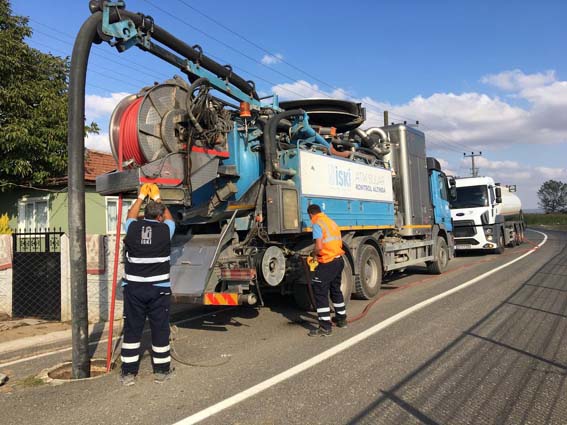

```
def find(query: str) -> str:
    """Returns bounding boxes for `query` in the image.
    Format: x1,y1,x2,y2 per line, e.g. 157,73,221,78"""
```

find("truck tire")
494,231,505,254
354,244,382,299
338,258,354,305
427,237,449,274
507,227,518,247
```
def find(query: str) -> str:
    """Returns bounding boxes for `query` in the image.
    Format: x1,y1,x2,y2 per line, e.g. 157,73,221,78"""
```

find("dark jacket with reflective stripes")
123,220,171,284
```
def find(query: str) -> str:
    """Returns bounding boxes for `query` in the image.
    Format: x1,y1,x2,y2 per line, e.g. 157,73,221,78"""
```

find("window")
450,185,489,209
438,175,449,201
18,196,49,230
106,197,135,234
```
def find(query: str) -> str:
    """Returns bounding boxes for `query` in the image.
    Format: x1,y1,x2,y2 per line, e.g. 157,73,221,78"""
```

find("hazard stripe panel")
203,292,239,305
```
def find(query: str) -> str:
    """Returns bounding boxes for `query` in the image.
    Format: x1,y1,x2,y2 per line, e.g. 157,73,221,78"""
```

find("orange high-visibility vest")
312,213,345,263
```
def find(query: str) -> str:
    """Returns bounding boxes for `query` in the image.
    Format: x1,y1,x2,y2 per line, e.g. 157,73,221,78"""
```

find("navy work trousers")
311,257,346,330
121,284,171,375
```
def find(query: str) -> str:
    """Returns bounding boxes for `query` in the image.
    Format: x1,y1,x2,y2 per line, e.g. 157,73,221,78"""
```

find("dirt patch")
48,360,107,380
37,359,109,385
0,320,70,343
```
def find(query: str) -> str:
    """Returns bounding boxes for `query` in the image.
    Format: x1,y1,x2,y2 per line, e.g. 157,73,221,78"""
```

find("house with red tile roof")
1,150,134,234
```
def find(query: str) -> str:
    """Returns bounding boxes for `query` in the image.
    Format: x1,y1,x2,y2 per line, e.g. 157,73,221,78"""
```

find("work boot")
154,368,175,384
334,315,348,328
120,373,136,386
308,327,332,337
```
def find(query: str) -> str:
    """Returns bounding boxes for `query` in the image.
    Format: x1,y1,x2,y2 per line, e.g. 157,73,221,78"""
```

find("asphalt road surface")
1,228,565,425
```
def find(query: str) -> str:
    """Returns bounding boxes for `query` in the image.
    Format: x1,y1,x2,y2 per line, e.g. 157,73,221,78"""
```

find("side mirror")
448,177,457,200
495,187,502,204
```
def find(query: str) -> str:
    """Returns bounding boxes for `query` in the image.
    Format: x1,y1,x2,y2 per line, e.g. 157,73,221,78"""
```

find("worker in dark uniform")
307,204,347,337
120,183,175,385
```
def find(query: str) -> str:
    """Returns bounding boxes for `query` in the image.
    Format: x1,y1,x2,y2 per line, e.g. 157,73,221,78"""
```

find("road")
1,228,565,425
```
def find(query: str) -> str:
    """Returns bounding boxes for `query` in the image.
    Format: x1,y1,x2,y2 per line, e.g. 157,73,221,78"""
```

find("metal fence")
12,228,64,320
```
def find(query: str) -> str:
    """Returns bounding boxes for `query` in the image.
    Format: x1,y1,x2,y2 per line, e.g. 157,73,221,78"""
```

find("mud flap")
170,211,238,303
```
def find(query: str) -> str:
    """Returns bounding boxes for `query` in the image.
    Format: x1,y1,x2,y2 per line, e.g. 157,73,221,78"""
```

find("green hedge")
524,213,567,225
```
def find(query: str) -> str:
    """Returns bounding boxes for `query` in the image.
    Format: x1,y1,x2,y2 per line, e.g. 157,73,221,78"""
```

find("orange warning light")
239,101,251,118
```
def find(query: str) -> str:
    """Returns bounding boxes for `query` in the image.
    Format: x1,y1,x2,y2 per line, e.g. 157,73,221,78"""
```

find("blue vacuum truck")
94,4,455,308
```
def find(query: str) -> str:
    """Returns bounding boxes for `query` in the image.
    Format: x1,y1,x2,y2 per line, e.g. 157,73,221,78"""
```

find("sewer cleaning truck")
93,1,455,308
450,176,525,254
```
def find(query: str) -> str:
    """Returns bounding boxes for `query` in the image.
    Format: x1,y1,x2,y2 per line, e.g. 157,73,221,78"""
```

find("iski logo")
141,226,152,245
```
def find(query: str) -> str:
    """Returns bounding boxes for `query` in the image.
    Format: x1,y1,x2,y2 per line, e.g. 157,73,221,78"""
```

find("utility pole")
464,151,482,177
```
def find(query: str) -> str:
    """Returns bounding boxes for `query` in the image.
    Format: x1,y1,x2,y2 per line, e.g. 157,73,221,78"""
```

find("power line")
31,13,477,155
161,1,479,154
30,17,313,101
30,22,170,81
172,0,340,92
140,0,345,99
30,40,155,89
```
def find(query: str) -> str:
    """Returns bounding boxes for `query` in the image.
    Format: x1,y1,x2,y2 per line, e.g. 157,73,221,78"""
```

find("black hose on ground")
169,325,232,367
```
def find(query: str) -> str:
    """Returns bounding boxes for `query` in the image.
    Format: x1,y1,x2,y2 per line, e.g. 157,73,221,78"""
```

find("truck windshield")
450,185,489,208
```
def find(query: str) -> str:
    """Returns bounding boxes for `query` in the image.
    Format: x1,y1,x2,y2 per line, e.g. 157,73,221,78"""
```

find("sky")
12,0,567,209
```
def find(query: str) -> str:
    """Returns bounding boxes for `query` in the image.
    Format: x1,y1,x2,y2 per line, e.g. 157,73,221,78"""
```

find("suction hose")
263,109,304,186
68,10,103,380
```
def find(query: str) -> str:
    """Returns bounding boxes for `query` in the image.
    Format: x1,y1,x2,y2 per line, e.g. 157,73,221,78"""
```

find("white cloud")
470,157,521,170
261,53,284,65
270,70,567,208
271,70,567,150
533,166,567,180
85,132,112,153
272,80,349,100
481,69,556,91
85,92,130,121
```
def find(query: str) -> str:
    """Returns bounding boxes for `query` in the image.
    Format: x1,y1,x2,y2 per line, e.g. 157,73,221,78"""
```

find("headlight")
484,227,493,236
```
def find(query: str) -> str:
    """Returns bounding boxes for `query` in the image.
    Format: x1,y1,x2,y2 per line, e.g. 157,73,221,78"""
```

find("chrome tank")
382,124,432,236
500,187,522,216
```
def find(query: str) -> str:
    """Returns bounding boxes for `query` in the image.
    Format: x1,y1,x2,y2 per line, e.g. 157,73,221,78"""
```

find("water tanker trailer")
450,176,526,254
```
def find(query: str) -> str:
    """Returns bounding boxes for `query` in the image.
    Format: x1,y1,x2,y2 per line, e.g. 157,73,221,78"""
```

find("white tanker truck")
450,176,526,253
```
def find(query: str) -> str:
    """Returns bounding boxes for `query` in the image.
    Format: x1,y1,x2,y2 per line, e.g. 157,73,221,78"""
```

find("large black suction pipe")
263,109,304,175
67,10,102,379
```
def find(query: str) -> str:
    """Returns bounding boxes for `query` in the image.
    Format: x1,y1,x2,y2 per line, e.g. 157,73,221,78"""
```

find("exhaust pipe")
238,293,258,305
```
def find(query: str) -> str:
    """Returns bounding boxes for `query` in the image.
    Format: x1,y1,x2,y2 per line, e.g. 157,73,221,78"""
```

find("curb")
0,320,122,359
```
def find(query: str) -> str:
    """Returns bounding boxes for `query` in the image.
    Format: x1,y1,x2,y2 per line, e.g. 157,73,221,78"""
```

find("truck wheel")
427,237,449,274
354,245,382,299
494,231,505,254
337,258,354,305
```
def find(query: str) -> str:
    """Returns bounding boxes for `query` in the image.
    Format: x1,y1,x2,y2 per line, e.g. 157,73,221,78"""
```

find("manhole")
38,359,110,385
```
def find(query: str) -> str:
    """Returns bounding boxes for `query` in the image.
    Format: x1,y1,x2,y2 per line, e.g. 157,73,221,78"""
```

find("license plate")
455,244,472,250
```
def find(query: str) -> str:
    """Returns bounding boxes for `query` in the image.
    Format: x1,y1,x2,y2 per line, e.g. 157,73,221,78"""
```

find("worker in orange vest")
307,204,347,336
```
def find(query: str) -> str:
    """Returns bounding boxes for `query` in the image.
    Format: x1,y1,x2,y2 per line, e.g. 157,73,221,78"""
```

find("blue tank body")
223,125,263,200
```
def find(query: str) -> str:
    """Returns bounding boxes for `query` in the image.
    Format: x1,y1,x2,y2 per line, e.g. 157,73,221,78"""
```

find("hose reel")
109,78,191,166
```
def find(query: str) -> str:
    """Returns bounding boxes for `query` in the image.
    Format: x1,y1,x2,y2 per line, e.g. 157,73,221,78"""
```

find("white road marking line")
174,230,548,425
0,308,234,368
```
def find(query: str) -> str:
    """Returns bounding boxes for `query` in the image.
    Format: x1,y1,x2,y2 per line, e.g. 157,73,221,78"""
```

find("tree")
0,0,96,187
537,180,567,213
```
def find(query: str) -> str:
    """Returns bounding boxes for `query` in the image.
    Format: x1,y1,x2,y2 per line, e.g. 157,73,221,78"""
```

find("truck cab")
427,157,453,233
450,176,524,253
